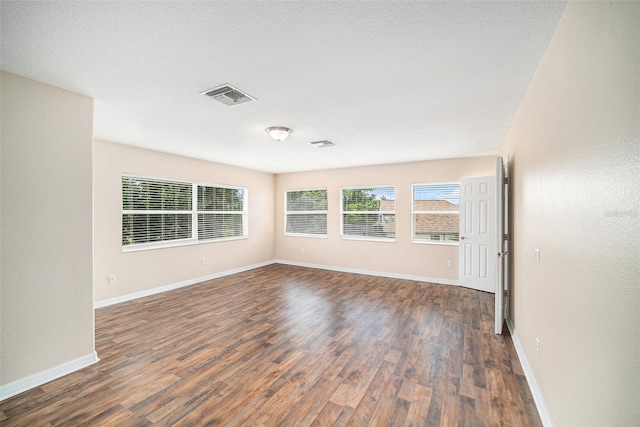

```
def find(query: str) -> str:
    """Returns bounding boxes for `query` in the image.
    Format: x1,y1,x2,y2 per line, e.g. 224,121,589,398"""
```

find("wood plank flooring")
1,264,541,426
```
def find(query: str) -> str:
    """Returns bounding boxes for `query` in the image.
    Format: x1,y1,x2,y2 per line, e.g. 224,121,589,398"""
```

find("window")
197,185,246,241
341,186,395,241
122,177,193,247
122,175,247,250
285,189,328,237
412,183,459,244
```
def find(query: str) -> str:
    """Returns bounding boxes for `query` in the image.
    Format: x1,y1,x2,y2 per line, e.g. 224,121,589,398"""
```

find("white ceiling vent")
309,140,336,148
201,84,256,106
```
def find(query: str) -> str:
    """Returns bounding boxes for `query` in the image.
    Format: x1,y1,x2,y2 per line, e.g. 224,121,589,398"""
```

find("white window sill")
340,235,396,243
122,235,248,252
411,240,459,246
284,233,328,239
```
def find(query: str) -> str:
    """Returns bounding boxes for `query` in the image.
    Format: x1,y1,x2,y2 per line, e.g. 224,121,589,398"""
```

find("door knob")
460,236,467,240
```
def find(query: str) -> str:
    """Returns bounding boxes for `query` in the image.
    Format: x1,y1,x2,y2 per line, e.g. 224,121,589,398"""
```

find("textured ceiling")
0,1,566,174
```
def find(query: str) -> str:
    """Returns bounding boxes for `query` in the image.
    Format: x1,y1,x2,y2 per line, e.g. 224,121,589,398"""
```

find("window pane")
412,183,460,243
122,213,192,245
198,186,244,211
412,184,459,210
286,213,327,235
413,213,459,242
122,176,191,211
286,189,327,211
342,187,395,212
342,213,395,238
198,213,244,240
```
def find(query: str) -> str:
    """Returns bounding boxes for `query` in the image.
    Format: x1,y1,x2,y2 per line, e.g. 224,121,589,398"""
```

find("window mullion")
192,183,198,241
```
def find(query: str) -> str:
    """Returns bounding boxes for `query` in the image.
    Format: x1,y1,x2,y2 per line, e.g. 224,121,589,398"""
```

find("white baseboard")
273,259,459,286
96,260,457,309
0,351,99,402
507,318,553,427
94,260,276,308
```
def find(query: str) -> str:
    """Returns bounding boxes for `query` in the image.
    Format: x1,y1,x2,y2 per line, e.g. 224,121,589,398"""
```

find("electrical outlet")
201,257,207,266
108,275,116,285
447,260,453,268
534,249,541,262
300,248,305,254
536,338,541,357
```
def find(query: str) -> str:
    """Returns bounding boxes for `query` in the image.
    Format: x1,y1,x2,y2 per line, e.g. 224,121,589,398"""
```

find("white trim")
339,236,396,243
94,260,275,308
507,318,553,427
0,351,99,402
284,233,328,239
273,259,459,286
122,235,248,253
411,239,459,246
95,259,458,309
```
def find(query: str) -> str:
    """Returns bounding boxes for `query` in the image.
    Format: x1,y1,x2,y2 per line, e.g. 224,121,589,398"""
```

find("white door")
459,176,496,293
495,157,505,334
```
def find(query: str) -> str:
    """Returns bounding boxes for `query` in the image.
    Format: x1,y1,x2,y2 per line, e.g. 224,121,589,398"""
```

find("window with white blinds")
341,186,395,241
122,175,247,249
412,183,460,244
198,185,246,241
285,189,328,237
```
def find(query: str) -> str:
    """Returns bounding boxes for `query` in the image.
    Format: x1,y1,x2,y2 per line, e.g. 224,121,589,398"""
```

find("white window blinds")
412,183,460,244
122,176,193,246
341,186,395,240
122,175,247,249
285,189,328,236
198,185,246,240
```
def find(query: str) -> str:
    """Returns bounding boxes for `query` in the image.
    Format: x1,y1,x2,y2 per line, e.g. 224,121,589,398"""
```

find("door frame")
495,157,505,334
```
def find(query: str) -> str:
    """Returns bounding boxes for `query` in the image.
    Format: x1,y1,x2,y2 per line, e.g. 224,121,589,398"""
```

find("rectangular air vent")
201,84,256,106
309,140,336,148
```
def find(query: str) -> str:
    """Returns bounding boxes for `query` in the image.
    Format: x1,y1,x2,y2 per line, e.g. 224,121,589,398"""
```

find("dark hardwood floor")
1,264,541,426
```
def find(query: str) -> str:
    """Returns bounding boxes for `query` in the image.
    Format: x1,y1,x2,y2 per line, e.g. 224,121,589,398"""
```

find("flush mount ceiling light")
265,126,292,141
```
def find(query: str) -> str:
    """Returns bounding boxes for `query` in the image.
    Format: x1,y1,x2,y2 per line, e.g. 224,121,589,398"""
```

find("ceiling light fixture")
265,126,292,141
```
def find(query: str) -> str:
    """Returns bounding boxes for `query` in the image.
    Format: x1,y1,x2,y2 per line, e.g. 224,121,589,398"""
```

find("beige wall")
93,140,275,303
275,157,494,281
0,71,95,385
500,2,639,425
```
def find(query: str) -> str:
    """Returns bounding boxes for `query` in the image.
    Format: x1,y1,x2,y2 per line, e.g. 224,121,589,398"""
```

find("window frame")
284,188,328,238
411,182,460,246
122,174,247,252
340,185,396,243
196,183,248,243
